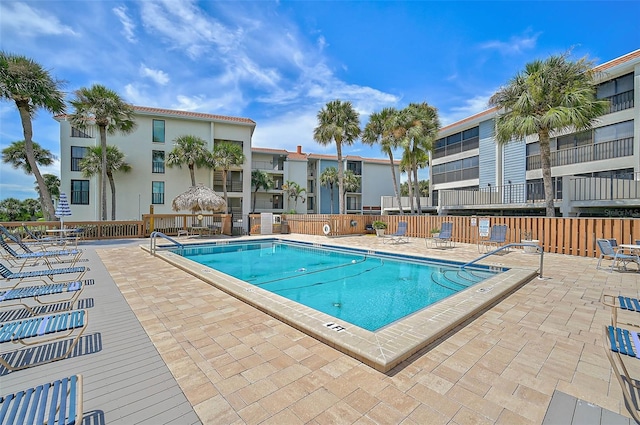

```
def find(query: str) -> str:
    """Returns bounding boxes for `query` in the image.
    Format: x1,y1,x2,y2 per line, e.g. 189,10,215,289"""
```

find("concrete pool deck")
3,233,638,423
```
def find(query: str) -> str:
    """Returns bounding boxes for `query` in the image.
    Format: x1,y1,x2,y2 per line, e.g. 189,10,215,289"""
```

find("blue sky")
1,0,638,201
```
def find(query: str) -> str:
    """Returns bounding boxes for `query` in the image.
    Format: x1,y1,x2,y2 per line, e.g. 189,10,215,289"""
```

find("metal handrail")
462,243,544,279
150,231,183,255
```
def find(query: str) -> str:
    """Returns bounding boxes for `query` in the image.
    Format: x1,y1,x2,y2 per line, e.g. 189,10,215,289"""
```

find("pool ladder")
150,231,184,255
462,243,544,279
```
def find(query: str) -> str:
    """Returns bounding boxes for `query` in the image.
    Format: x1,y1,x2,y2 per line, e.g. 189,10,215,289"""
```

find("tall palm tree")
251,170,274,213
0,52,65,220
399,155,415,213
362,107,404,215
282,180,306,212
166,135,212,187
79,146,132,220
68,84,136,220
212,141,245,213
313,100,361,214
319,167,338,214
489,52,608,217
398,103,440,215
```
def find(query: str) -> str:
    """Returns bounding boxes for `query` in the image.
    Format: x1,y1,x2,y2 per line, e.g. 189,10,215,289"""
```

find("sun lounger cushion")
0,281,82,302
0,263,86,280
0,311,85,343
617,296,640,312
0,375,82,425
607,325,640,358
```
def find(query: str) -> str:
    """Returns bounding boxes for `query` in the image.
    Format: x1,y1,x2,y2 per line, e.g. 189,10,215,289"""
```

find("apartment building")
430,49,640,217
57,106,399,223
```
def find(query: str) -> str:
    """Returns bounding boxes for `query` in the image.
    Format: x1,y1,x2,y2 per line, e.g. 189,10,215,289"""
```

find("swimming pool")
153,237,537,371
174,241,499,331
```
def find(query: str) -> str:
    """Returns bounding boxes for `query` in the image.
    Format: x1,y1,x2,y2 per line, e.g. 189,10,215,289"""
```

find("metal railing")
150,231,183,255
462,243,544,278
527,137,634,170
571,172,640,201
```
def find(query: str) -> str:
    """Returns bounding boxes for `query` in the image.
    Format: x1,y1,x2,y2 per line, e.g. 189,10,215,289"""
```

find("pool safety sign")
479,218,490,238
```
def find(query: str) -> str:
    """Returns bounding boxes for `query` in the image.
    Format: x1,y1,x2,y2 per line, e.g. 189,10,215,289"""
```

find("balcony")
571,172,640,202
526,137,634,170
252,160,284,171
213,181,243,192
439,181,561,208
603,89,634,114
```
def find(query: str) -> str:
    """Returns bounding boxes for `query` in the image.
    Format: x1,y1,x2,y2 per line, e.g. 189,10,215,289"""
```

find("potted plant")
372,220,387,237
521,230,539,253
430,227,441,238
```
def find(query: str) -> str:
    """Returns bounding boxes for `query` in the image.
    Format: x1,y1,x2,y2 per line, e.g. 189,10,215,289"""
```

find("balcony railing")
251,160,284,171
527,137,634,170
381,196,431,210
603,89,634,113
571,172,640,201
439,181,562,208
213,181,243,192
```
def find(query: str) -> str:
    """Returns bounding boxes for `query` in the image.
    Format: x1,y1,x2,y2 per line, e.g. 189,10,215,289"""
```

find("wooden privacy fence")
5,214,639,259
281,214,640,259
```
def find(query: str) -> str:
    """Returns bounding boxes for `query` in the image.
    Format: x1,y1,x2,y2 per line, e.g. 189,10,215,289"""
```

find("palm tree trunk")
412,161,421,214
189,164,196,187
222,169,229,213
99,125,108,221
329,184,334,214
108,171,116,220
388,152,403,215
406,167,415,214
539,129,556,217
336,141,344,214
17,103,55,220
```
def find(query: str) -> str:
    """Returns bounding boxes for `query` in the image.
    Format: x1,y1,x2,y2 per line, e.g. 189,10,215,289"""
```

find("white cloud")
113,5,137,43
480,32,540,55
0,2,77,36
440,94,492,126
140,65,170,85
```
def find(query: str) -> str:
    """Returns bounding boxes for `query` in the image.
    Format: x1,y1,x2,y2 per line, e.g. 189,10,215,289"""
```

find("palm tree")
0,198,25,222
212,141,245,213
282,180,306,212
166,135,212,187
251,170,274,213
313,100,361,214
398,103,440,214
489,52,609,217
0,52,65,220
79,146,132,220
342,170,361,212
68,84,136,220
319,167,338,214
2,140,57,215
35,173,61,203
362,107,404,214
22,198,41,221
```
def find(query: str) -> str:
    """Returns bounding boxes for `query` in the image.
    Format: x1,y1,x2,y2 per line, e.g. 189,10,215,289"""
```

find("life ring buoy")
323,224,331,235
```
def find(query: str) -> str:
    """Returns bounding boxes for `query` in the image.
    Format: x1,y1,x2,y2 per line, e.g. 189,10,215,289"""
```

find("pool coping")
145,238,537,372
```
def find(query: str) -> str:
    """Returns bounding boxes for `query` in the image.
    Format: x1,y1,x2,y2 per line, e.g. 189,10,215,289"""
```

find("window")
556,130,592,150
594,120,634,144
70,180,89,205
152,150,165,173
433,126,479,159
71,127,93,138
153,120,165,143
71,146,88,172
597,73,634,113
432,156,479,184
152,181,165,204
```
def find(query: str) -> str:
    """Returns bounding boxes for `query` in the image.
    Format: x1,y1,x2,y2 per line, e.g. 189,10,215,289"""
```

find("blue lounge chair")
0,310,87,372
0,237,84,270
603,325,640,423
433,222,454,248
596,239,639,272
0,375,83,424
479,225,508,252
0,281,84,316
383,221,408,244
0,261,88,288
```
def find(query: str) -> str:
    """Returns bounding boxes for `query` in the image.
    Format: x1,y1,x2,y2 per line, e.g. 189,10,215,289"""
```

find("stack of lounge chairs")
0,226,92,423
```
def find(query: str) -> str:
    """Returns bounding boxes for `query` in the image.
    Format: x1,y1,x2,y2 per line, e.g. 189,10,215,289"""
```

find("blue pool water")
173,240,500,331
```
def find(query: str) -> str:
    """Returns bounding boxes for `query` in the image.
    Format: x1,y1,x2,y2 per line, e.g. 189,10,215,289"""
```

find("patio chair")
0,375,83,424
603,325,640,423
479,225,508,252
0,261,88,288
0,280,84,316
596,239,639,272
383,221,408,244
0,310,87,372
0,236,84,270
433,222,454,248
20,224,76,250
